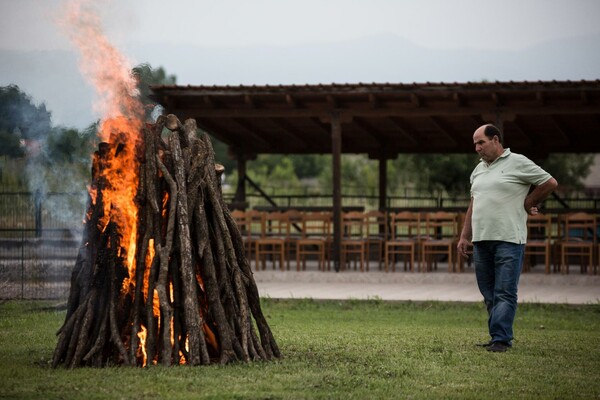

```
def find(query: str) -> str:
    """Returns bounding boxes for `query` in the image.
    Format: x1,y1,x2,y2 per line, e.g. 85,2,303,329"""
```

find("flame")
137,325,147,367
61,0,144,295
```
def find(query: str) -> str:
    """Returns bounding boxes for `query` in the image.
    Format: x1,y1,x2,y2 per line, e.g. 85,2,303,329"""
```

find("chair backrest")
424,211,458,240
230,209,250,238
526,213,552,242
262,211,290,238
284,209,304,236
341,211,366,239
560,212,596,242
245,209,264,238
301,212,331,238
364,210,388,239
389,211,421,241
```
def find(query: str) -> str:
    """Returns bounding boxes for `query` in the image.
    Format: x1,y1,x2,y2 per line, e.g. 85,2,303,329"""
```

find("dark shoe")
476,340,493,347
487,342,509,352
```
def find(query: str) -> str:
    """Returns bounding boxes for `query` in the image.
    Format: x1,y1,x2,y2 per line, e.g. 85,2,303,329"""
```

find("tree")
45,125,97,164
0,85,51,141
132,63,177,120
539,154,595,191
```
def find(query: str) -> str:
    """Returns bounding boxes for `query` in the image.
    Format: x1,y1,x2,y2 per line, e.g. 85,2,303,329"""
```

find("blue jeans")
473,241,525,345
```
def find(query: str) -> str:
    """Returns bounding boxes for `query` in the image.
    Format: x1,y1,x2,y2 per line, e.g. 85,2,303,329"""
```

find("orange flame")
61,0,144,295
137,325,148,367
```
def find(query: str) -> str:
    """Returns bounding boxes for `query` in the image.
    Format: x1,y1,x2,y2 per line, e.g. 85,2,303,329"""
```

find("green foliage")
45,125,97,164
0,300,599,399
0,129,24,157
289,154,328,179
539,153,595,190
247,155,301,190
0,85,51,141
132,63,177,120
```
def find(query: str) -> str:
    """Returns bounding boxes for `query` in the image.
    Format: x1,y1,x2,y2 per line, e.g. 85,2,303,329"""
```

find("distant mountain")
1,33,599,129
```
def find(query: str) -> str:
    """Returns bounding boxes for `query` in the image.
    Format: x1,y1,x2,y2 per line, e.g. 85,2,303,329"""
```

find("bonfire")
52,114,280,367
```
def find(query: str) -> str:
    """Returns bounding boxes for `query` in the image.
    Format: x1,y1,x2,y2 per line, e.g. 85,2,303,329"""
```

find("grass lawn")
0,299,599,399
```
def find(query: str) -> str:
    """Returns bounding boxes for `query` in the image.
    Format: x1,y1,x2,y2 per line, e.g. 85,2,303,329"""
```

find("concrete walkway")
252,264,600,304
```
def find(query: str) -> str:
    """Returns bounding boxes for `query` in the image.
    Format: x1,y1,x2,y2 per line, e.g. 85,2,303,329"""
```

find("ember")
52,114,280,367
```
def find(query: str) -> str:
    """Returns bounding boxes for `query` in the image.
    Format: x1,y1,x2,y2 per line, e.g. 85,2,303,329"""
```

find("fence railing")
0,189,597,300
0,229,78,300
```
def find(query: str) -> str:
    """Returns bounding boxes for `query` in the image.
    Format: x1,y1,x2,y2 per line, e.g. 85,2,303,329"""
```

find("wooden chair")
384,211,420,272
364,210,388,270
284,209,303,270
420,211,459,272
524,213,553,274
296,212,331,271
230,209,252,260
255,211,289,271
556,212,596,275
340,211,368,271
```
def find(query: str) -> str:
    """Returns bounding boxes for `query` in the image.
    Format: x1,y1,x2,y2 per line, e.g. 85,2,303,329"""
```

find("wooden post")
234,153,247,207
331,112,342,272
378,156,387,211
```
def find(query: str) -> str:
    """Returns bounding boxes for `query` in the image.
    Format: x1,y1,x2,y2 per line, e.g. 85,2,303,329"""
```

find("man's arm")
457,197,473,257
524,177,558,214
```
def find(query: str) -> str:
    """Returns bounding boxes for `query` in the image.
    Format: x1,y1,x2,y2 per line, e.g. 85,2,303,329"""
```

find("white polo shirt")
470,148,552,244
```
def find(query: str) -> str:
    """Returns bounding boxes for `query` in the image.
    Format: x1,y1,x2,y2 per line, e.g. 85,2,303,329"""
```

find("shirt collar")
482,148,511,166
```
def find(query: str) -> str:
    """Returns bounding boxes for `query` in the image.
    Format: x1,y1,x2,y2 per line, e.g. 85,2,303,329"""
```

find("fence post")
20,230,24,300
34,190,42,237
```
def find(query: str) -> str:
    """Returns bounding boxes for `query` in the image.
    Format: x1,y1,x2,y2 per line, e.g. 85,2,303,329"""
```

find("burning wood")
52,114,280,367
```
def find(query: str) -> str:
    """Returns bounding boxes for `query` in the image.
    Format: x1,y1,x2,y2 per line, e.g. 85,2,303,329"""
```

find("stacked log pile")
52,115,280,367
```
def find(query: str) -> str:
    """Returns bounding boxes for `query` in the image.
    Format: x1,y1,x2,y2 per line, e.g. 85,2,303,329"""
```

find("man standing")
457,124,558,352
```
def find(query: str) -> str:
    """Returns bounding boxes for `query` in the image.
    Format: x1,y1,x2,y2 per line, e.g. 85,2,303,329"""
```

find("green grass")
1,299,599,399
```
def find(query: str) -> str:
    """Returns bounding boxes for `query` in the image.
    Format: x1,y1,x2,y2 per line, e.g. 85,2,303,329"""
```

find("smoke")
59,0,144,140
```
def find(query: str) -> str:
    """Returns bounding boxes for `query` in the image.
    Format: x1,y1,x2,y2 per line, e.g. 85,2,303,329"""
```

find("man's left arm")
524,177,558,214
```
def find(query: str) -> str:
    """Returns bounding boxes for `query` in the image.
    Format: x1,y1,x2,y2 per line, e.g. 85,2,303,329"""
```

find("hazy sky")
1,0,599,129
2,0,600,52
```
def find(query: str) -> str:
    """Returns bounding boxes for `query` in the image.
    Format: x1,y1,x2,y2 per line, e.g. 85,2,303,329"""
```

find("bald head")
473,124,505,164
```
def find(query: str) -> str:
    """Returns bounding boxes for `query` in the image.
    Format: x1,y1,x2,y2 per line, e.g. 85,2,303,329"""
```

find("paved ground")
252,263,600,304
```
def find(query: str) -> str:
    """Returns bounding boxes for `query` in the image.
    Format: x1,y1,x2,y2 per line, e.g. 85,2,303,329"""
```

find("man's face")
473,128,500,163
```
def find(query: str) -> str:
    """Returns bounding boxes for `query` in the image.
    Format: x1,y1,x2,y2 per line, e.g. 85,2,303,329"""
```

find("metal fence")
0,229,79,300
0,189,596,300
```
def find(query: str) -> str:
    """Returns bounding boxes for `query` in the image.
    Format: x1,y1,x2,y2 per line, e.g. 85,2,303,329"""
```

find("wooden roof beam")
268,118,312,151
510,120,533,147
195,119,254,150
285,94,299,108
174,104,600,119
353,118,383,145
244,94,257,108
368,94,379,109
491,92,501,106
428,117,458,147
326,95,339,108
388,117,421,146
548,116,571,145
410,93,421,107
231,118,274,150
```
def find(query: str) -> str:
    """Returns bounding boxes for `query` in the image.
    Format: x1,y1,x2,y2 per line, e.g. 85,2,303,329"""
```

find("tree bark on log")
52,114,280,367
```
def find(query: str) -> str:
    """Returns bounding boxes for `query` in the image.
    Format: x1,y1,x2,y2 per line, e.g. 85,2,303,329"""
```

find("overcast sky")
1,0,599,128
2,0,599,52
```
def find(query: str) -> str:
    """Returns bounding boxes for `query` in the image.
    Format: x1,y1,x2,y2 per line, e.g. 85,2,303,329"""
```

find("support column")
331,113,342,272
233,154,247,209
378,156,387,211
